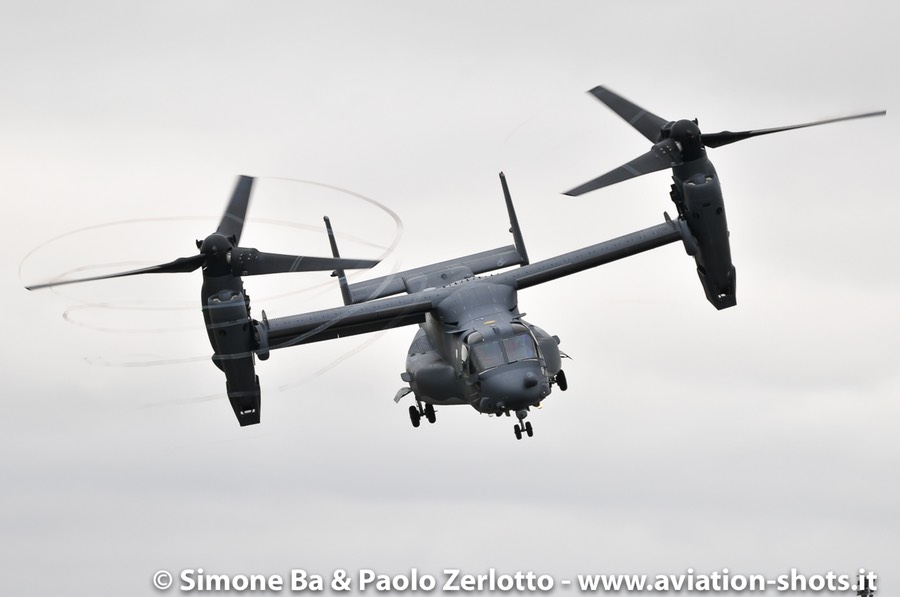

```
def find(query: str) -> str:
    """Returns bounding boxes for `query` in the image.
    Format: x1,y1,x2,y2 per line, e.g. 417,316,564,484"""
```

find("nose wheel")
408,401,436,428
513,409,534,440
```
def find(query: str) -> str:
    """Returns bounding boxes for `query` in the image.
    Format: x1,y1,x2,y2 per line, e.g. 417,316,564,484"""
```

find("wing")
490,220,687,290
262,287,454,348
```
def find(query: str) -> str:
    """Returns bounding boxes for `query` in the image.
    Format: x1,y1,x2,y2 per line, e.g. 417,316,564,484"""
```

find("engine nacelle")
677,172,736,309
206,289,261,425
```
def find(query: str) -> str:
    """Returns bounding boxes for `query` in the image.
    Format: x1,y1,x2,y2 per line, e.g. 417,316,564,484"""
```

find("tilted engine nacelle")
566,86,883,311
206,289,261,425
674,172,736,310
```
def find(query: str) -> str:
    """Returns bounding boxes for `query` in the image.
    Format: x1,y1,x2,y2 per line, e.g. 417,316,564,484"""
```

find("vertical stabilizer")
324,216,353,306
499,172,529,266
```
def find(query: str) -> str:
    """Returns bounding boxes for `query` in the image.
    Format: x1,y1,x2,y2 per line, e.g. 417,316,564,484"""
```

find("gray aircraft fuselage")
404,281,562,415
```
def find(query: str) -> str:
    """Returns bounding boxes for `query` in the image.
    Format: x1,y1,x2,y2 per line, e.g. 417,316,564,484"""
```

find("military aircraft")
27,87,884,439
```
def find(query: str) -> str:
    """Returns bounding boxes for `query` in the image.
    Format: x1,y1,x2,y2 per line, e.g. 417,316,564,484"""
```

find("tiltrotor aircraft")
28,87,884,439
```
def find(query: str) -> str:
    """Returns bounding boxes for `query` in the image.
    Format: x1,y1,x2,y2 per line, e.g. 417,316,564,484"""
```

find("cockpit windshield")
464,324,539,373
503,333,537,363
470,341,505,372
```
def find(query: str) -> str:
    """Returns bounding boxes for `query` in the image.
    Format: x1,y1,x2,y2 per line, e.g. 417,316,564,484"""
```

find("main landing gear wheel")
409,401,436,428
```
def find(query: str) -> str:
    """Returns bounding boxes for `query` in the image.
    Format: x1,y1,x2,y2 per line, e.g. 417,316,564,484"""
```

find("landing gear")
514,420,533,440
408,401,436,428
513,409,534,440
554,369,568,392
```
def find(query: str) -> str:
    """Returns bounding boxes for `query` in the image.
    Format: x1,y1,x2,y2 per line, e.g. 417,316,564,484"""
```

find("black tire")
408,405,421,428
556,369,568,392
424,403,436,424
525,421,533,437
514,425,522,440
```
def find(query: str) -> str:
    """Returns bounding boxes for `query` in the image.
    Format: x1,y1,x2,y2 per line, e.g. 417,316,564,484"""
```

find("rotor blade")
230,248,379,276
26,254,206,290
702,110,886,148
588,86,670,143
564,138,682,196
216,175,254,244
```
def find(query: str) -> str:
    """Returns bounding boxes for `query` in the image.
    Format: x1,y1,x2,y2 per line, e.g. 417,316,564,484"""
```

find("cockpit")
462,323,539,374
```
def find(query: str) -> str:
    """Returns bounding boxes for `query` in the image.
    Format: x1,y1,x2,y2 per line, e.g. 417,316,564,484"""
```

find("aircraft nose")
478,362,549,412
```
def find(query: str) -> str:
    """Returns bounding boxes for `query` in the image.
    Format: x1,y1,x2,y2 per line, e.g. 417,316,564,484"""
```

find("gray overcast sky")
2,1,898,595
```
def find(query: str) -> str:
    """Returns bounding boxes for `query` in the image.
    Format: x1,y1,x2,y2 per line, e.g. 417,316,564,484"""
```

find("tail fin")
499,172,529,266
324,216,353,306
